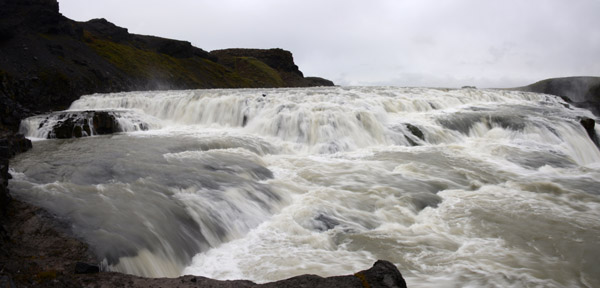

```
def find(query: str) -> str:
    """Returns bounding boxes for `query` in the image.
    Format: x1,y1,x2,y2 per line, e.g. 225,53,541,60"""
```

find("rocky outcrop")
0,200,407,287
0,0,334,133
18,110,149,139
0,132,31,216
515,77,600,116
304,76,335,87
580,117,599,147
211,49,335,87
49,111,122,138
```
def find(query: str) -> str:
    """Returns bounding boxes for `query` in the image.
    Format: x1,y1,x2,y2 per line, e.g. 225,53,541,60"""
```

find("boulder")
47,111,121,139
92,111,120,135
404,123,425,146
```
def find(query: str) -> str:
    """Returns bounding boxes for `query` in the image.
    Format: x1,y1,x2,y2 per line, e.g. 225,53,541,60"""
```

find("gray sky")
58,0,600,88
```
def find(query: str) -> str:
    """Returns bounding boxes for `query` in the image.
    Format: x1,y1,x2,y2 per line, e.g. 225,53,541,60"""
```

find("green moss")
232,57,285,87
86,35,230,87
83,31,289,89
86,37,164,78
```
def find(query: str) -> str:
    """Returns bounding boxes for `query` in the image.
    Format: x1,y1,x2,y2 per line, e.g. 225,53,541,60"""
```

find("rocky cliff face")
0,132,31,217
0,0,334,133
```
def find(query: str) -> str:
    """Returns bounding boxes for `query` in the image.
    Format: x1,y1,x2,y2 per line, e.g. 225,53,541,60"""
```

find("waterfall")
10,87,600,287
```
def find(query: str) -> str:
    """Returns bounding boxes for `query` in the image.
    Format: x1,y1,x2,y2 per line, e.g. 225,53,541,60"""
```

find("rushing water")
9,87,600,287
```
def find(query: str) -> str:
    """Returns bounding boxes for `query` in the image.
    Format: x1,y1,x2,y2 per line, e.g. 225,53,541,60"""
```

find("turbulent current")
10,87,600,287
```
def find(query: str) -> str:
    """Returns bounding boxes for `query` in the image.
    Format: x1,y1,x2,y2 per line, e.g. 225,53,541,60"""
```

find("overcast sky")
58,0,600,88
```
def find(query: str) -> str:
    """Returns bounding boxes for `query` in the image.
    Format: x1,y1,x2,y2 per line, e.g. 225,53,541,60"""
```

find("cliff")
0,0,334,133
514,76,600,116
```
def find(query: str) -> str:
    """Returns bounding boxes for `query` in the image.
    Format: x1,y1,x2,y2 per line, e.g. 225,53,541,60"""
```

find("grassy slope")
83,31,253,89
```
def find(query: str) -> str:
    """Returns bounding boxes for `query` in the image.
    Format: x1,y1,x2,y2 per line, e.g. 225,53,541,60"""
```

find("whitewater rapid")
10,87,600,287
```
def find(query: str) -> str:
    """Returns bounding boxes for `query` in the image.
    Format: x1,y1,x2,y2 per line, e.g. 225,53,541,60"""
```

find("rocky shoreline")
1,0,598,287
1,198,407,287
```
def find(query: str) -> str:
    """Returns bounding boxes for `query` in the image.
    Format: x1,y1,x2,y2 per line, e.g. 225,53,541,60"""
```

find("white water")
10,87,600,287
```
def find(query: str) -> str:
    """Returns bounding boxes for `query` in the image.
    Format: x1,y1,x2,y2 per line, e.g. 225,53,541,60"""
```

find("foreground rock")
0,132,31,215
0,199,407,287
514,76,600,116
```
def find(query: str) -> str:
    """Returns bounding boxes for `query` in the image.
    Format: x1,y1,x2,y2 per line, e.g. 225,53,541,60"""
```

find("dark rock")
74,262,100,274
44,111,124,138
404,123,425,146
304,77,335,87
405,124,424,141
353,260,408,288
580,117,599,147
0,132,32,215
514,77,600,116
92,111,120,135
52,117,76,138
0,275,16,288
81,18,130,43
0,0,332,133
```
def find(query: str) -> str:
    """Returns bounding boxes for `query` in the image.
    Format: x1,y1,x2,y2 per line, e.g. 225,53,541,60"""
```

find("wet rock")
404,123,425,146
580,117,599,147
47,111,122,138
74,262,100,274
0,132,32,215
406,124,424,141
92,111,120,135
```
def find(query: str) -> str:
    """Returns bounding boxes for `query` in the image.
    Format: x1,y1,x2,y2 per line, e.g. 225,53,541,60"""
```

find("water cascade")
10,87,600,287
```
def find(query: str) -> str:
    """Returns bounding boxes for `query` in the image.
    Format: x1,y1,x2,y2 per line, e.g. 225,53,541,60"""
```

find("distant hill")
0,0,333,132
513,76,600,116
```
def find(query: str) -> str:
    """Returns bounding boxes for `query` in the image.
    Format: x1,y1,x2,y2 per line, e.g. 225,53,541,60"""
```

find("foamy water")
10,87,600,287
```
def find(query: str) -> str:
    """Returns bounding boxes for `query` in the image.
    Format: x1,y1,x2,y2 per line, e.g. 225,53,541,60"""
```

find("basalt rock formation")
30,110,147,139
0,0,334,133
515,76,600,116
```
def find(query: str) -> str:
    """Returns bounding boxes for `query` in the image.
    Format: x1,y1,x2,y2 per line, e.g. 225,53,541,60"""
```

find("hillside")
0,0,333,132
514,76,600,116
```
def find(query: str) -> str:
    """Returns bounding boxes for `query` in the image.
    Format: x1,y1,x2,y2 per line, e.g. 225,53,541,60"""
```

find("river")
10,86,600,287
